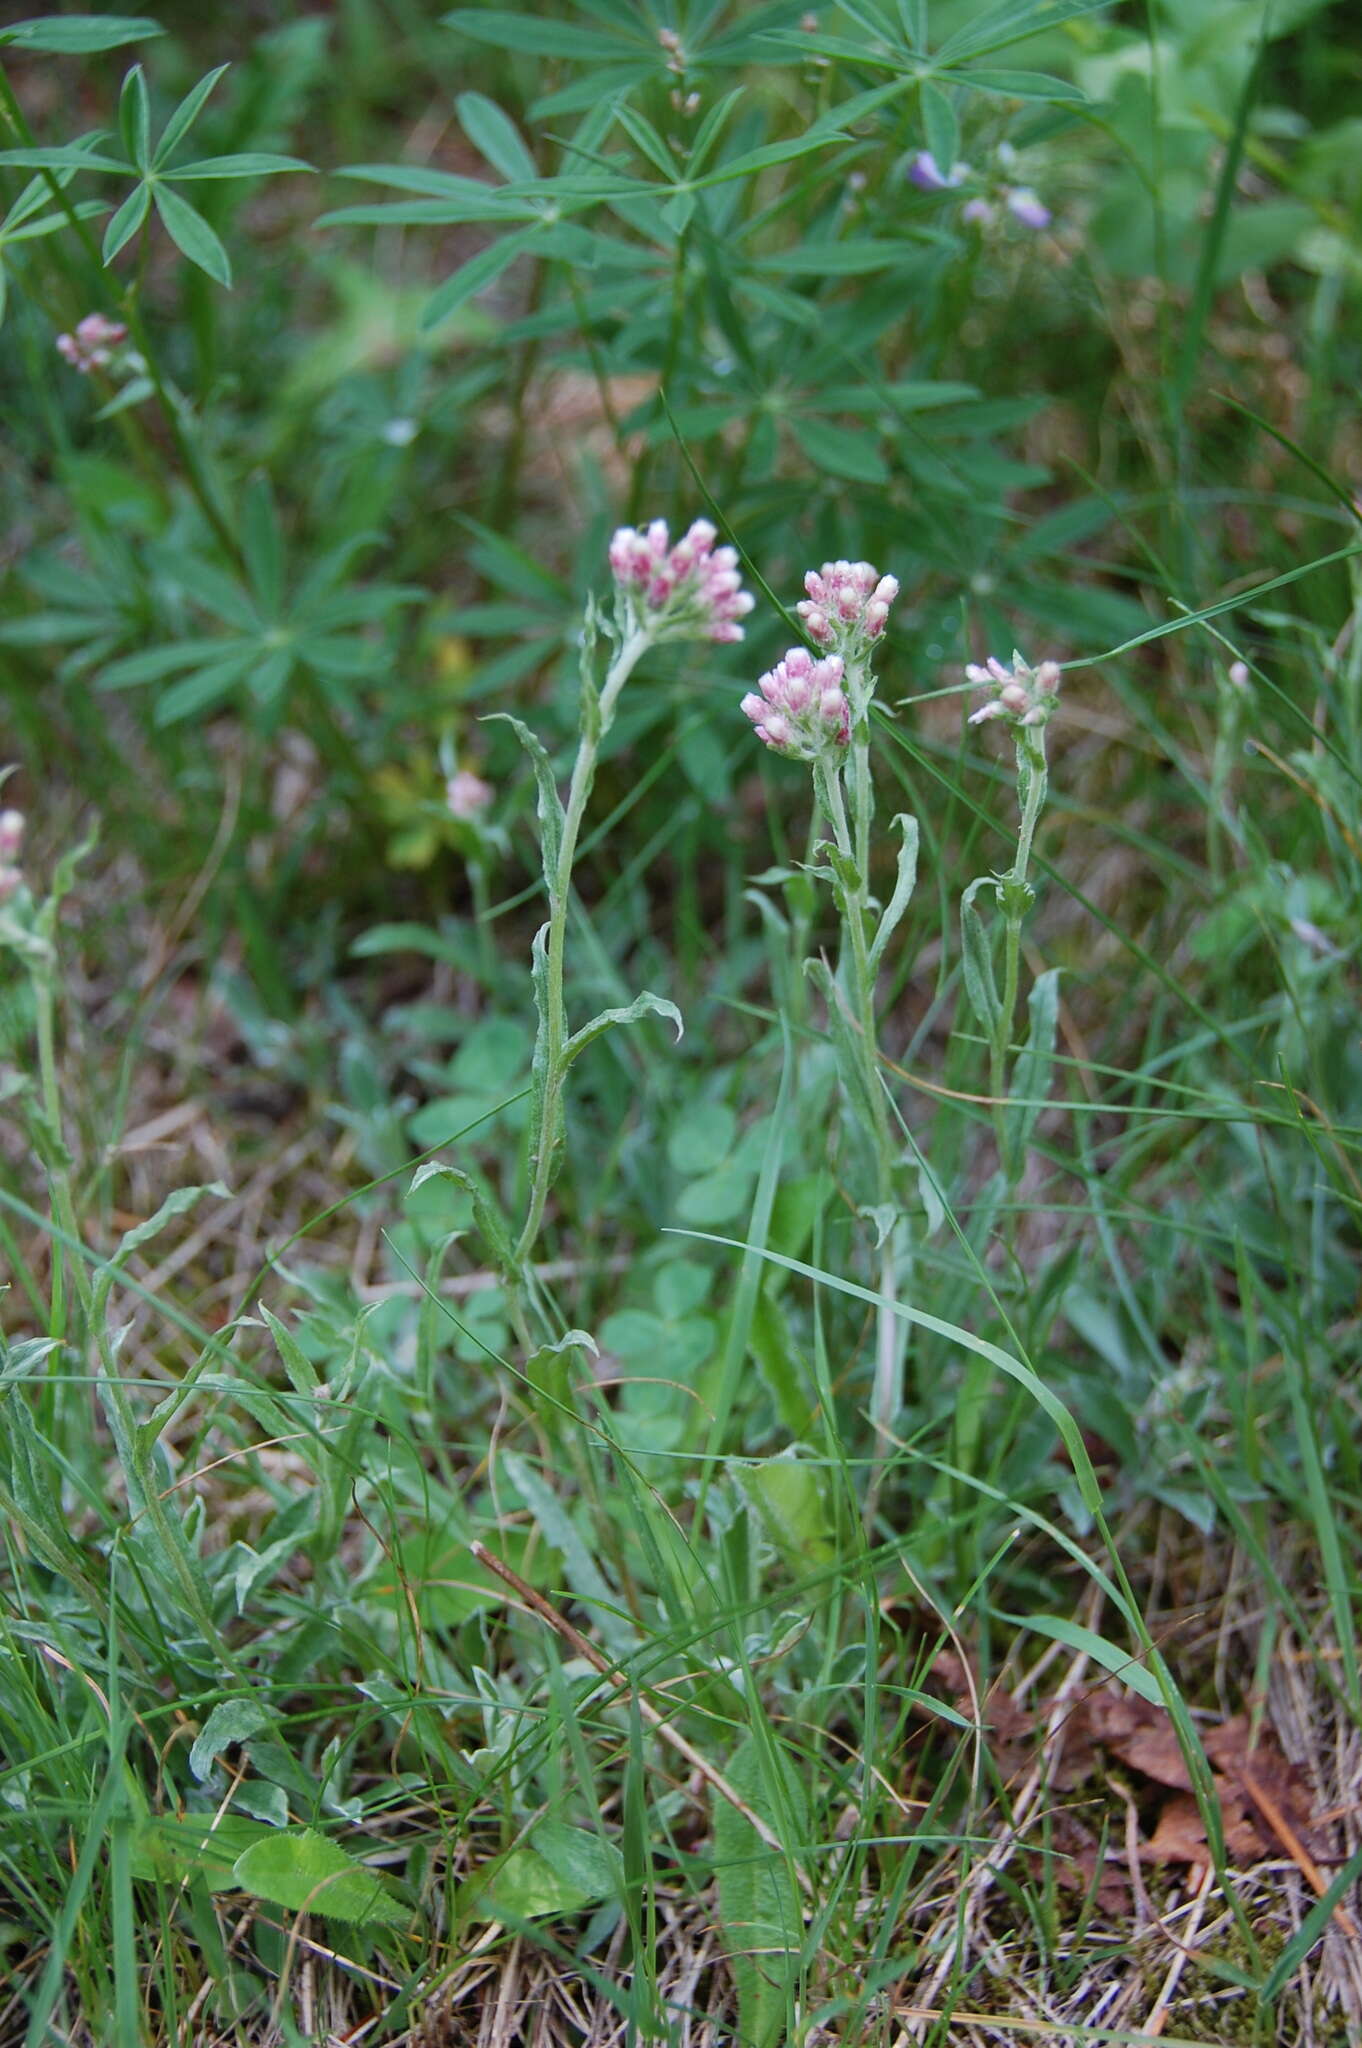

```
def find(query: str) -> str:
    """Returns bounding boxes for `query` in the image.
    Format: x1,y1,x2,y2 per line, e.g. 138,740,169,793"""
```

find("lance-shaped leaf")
804,958,880,1134
410,1160,518,1279
0,15,161,52
1003,967,1060,1181
713,1734,807,2048
868,813,919,979
483,712,564,906
959,875,1001,1034
562,989,683,1072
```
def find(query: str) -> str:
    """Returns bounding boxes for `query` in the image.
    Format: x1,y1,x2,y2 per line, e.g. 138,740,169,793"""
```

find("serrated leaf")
154,184,231,285
190,1697,275,1782
233,1829,409,1927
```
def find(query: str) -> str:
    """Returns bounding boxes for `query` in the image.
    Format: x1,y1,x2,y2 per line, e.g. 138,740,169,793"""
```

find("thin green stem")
512,626,652,1275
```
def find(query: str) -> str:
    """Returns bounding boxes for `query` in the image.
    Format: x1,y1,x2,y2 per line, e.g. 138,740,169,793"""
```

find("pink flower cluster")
0,807,24,906
797,560,899,653
742,648,850,760
446,769,492,820
608,518,754,644
55,313,127,375
966,652,1061,728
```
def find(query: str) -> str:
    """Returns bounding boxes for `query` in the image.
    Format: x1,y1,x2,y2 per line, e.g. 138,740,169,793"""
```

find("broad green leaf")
154,184,232,285
668,1103,736,1176
0,15,161,51
130,1814,273,1892
233,1829,409,1927
790,415,889,484
740,1453,835,1566
457,92,537,184
189,1698,275,1782
713,1736,806,2048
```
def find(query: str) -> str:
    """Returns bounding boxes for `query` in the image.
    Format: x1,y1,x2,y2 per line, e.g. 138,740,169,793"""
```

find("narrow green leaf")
240,474,284,616
153,63,229,166
869,814,920,979
153,183,232,284
482,712,564,894
457,91,537,183
0,144,128,173
0,16,162,52
102,179,151,264
118,65,150,170
959,68,1089,102
1001,1613,1164,1705
169,151,314,179
1005,966,1060,1178
959,876,1001,1033
920,82,959,173
422,227,539,328
562,990,683,1071
442,9,638,58
936,0,1114,65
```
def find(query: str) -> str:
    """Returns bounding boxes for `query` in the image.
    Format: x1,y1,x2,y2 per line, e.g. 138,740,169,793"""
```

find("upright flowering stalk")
962,652,1063,1189
507,520,752,1295
743,561,915,1504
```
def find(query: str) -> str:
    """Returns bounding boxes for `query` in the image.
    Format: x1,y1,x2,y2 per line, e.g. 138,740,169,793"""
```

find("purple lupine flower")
966,652,1061,728
1004,186,1051,230
608,517,755,643
961,197,996,227
742,647,850,760
55,313,128,374
796,560,900,656
907,151,969,193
